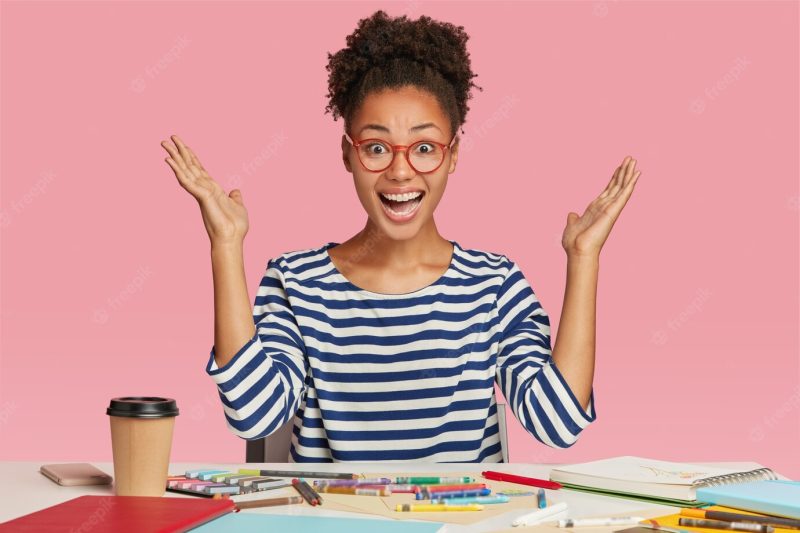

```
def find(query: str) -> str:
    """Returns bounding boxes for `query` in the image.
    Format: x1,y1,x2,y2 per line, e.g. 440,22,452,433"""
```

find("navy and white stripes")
206,240,596,462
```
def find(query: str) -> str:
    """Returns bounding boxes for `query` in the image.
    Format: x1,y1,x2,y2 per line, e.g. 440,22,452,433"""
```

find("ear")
448,136,459,174
342,134,353,173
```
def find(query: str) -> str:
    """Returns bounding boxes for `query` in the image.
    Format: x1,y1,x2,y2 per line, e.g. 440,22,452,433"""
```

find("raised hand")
162,134,249,246
561,156,641,258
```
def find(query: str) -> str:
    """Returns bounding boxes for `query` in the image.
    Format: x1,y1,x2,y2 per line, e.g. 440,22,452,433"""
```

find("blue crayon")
416,488,491,500
185,469,230,479
199,470,234,481
204,484,241,494
536,488,546,508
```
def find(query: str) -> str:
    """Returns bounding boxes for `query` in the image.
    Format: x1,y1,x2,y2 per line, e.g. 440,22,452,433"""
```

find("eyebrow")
358,122,442,135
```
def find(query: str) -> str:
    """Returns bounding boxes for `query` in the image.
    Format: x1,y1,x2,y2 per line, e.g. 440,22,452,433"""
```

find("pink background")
1,1,798,477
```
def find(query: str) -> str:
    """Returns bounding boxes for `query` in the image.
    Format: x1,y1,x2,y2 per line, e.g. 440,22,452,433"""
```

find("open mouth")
378,190,425,218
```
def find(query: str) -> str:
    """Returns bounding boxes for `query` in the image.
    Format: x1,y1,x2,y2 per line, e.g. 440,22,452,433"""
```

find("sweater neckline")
323,240,460,297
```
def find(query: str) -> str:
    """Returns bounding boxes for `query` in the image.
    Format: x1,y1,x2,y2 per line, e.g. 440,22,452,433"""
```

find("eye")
365,142,389,155
414,142,438,154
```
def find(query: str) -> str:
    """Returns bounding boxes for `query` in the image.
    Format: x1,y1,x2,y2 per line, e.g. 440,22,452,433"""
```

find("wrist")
211,240,244,256
567,251,600,264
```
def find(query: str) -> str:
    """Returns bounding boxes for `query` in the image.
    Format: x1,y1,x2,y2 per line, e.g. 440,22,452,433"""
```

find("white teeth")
380,191,422,202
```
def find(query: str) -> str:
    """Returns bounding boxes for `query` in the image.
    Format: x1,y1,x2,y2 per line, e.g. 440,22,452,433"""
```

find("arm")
212,242,256,368
495,260,597,449
554,155,640,412
550,254,598,411
206,257,309,441
159,134,309,441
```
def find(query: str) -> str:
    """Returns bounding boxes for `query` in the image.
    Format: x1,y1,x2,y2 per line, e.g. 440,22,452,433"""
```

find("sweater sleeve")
205,257,309,441
494,258,597,448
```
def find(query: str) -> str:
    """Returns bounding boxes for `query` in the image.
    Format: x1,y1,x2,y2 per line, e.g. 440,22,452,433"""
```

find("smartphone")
40,463,113,486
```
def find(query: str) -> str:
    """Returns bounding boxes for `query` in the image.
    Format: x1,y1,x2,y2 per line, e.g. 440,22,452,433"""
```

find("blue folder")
191,511,445,532
695,480,800,519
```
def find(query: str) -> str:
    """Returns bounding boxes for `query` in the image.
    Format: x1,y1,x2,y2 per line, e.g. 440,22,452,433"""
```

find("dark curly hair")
324,10,483,139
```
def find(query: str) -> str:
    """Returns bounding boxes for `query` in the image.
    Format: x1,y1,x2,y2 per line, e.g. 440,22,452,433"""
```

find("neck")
353,217,450,269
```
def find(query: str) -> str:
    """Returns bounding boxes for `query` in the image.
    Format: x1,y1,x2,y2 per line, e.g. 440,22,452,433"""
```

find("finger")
598,167,619,199
171,135,193,166
599,159,626,199
605,168,640,219
607,156,632,199
616,158,637,197
229,189,243,205
624,157,637,184
185,145,207,172
169,138,205,181
161,140,188,170
166,157,202,196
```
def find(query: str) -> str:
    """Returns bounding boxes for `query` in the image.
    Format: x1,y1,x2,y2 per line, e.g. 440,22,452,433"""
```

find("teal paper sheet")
190,512,445,532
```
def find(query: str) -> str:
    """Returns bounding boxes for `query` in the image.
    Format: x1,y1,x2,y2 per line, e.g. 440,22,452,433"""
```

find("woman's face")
342,85,459,241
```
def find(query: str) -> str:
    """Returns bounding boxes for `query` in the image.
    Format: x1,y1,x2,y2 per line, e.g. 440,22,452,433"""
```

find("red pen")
481,470,563,490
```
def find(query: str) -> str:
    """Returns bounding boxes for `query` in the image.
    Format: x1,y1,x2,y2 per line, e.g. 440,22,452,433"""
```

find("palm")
561,156,640,257
162,135,249,244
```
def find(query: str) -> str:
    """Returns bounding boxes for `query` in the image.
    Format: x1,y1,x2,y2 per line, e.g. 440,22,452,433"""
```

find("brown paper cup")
107,397,179,496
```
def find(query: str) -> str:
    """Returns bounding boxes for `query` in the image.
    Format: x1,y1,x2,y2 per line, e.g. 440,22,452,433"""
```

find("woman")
162,10,639,462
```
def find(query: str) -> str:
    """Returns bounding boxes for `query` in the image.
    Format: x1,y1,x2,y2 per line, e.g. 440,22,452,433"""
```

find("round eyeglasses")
344,131,457,173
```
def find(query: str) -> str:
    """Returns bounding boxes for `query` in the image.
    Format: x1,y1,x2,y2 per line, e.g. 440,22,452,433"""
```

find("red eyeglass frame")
344,131,458,174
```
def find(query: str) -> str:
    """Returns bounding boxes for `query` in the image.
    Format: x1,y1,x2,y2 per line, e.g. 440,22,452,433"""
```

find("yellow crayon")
395,503,483,512
318,486,391,496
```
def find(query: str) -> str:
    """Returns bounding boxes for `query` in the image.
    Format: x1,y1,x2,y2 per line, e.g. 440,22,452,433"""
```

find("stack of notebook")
548,455,799,516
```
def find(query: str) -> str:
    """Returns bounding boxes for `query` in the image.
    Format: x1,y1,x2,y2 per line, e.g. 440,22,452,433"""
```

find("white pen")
558,517,646,528
512,501,569,527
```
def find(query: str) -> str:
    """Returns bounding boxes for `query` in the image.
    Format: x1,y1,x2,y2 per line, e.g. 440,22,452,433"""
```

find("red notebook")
0,494,235,532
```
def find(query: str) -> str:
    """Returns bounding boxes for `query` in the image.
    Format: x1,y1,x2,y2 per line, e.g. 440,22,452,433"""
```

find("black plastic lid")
106,397,179,418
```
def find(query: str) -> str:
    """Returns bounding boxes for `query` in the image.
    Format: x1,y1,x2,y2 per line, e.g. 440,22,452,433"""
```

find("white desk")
0,461,771,533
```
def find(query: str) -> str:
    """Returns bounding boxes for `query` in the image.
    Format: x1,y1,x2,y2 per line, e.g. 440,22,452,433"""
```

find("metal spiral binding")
691,467,777,487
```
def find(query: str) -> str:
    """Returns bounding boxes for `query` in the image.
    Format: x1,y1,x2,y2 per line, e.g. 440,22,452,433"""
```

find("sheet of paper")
191,512,445,532
305,470,552,526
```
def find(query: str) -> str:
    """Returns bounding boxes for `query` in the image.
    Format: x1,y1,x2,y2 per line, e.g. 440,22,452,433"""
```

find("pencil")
681,509,800,530
235,495,303,510
238,468,357,480
678,518,773,533
299,477,324,504
291,478,322,506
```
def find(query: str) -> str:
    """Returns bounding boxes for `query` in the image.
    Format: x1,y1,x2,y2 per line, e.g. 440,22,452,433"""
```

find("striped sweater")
206,240,596,462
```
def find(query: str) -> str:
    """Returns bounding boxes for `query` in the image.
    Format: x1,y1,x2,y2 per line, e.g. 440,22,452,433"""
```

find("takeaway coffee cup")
106,396,179,496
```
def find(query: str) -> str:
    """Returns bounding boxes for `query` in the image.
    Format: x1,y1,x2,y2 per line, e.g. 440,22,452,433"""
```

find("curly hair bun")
325,10,482,137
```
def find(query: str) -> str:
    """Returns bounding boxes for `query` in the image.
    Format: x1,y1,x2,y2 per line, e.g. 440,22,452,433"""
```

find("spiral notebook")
548,456,778,506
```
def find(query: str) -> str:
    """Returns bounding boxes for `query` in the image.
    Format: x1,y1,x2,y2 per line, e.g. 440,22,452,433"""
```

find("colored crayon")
211,473,251,483
419,483,487,492
292,478,322,505
417,488,491,499
361,484,419,493
313,478,392,486
316,486,391,496
481,470,562,490
253,478,293,490
431,495,510,505
396,503,483,512
185,469,229,479
235,495,304,510
396,476,474,484
536,488,546,508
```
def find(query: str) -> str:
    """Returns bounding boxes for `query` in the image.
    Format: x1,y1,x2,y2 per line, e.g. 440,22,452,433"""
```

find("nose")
386,147,415,180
